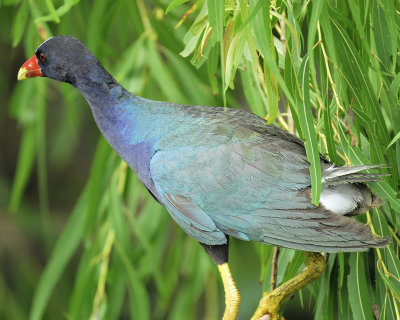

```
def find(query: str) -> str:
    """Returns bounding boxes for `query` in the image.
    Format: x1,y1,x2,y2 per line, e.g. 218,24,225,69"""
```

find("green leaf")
389,72,400,102
347,253,375,320
34,0,80,23
44,0,60,23
224,30,245,90
373,0,396,67
165,0,190,15
324,102,338,164
306,0,324,99
298,56,321,205
84,137,114,235
207,0,225,104
386,131,400,150
147,39,186,103
12,0,29,47
29,189,87,320
9,123,36,212
241,60,266,117
251,0,295,109
378,269,400,301
180,29,203,58
207,45,219,95
338,252,345,288
207,0,223,42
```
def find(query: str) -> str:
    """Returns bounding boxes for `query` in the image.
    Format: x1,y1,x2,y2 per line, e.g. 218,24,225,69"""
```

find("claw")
251,252,326,320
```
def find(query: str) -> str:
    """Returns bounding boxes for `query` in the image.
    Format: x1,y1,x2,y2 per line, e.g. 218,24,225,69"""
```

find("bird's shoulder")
152,103,305,153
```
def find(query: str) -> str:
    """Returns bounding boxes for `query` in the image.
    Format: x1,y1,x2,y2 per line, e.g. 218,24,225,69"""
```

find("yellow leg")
251,252,326,320
218,262,241,320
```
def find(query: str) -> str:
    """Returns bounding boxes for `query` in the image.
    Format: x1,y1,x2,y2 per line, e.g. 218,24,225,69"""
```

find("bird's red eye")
39,53,46,62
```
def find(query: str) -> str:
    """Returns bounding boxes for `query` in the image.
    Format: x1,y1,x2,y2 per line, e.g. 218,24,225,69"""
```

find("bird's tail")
322,164,389,185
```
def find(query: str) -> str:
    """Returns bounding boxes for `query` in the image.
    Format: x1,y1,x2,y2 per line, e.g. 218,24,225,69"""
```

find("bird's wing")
150,119,388,251
160,193,228,245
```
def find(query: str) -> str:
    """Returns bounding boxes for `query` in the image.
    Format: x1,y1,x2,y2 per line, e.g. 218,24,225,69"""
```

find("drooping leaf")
298,56,321,205
165,0,190,15
12,0,29,47
347,253,375,320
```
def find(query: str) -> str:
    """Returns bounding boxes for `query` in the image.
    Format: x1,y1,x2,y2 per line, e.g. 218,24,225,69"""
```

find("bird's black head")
18,36,101,85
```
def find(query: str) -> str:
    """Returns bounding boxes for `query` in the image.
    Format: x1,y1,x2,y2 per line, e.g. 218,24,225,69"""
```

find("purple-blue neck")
73,69,159,199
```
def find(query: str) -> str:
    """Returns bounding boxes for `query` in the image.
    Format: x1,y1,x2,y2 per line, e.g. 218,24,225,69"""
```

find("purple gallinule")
18,36,388,320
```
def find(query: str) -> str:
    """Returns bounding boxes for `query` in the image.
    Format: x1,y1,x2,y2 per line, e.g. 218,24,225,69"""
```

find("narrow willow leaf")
109,176,129,246
165,0,190,15
147,40,186,103
385,247,400,280
84,137,114,234
190,3,209,35
306,0,324,98
315,253,336,319
114,38,145,81
12,0,29,47
35,81,50,232
373,184,400,218
258,243,273,288
166,50,214,105
44,0,60,23
192,26,217,68
26,0,52,39
104,254,127,320
283,46,302,135
331,19,397,182
241,60,265,117
377,269,400,301
9,124,36,212
207,0,223,42
281,250,304,283
180,30,202,58
379,0,398,69
373,0,395,66
298,56,321,205
338,252,345,288
389,72,400,103
251,0,295,109
90,229,115,320
324,103,338,164
251,0,277,122
69,200,110,317
34,0,80,23
386,131,400,150
115,245,150,320
224,31,245,90
348,253,375,320
223,16,235,70
29,189,87,320
347,0,366,43
276,248,295,285
207,45,219,95
207,0,225,104
264,66,279,124
180,5,209,59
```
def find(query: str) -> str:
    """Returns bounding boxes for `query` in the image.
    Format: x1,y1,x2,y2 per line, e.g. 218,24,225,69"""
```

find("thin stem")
270,247,280,291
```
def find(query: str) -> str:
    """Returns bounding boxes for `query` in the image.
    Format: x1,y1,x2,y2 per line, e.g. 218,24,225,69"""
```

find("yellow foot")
251,252,326,320
218,263,241,320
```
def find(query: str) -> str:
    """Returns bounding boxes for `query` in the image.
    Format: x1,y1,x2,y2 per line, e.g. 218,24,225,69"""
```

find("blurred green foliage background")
1,0,399,319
